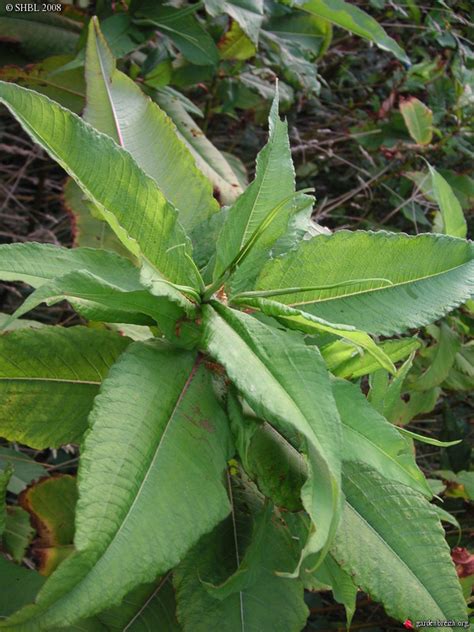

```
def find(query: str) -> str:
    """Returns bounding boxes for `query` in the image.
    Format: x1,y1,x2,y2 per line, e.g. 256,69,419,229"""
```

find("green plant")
0,15,472,632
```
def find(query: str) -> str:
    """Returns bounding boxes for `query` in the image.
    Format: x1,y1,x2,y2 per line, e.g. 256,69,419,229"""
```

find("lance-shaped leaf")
84,19,219,234
213,92,296,281
2,343,232,629
174,474,308,632
429,166,467,239
0,242,196,339
255,231,474,336
0,81,196,287
0,327,130,449
7,269,196,343
332,462,467,630
231,296,395,373
204,0,264,44
97,574,180,632
0,243,142,290
202,303,342,572
295,0,409,64
332,379,431,497
154,90,243,206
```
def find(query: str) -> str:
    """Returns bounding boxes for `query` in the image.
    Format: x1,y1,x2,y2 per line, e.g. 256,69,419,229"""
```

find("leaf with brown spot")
20,474,77,576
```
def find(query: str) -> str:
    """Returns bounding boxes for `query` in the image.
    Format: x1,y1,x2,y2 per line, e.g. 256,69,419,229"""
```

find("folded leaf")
85,18,219,234
2,343,232,628
296,0,409,64
213,91,296,281
202,303,342,573
174,474,308,632
232,296,395,373
0,81,196,287
0,327,130,449
332,462,467,630
255,231,474,336
321,337,421,379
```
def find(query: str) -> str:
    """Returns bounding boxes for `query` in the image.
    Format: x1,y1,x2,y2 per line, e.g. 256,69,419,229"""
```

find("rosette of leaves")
0,18,471,632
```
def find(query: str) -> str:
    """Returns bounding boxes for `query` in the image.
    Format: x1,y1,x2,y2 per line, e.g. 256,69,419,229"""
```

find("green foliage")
0,8,471,630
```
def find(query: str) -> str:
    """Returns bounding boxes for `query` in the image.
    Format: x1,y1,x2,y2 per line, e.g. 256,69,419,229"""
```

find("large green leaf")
84,19,218,234
332,462,467,630
0,243,140,290
255,231,474,336
332,379,431,496
0,242,195,337
7,269,195,340
2,343,232,629
0,327,130,449
205,0,264,43
0,81,196,288
202,303,342,573
295,0,409,63
154,90,243,206
174,474,308,632
213,92,296,281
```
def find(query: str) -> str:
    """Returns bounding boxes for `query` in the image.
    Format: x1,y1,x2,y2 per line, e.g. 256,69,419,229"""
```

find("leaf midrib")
0,377,100,385
280,259,473,307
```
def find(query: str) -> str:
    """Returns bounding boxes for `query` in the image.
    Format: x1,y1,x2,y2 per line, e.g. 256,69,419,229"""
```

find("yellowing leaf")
400,97,433,145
